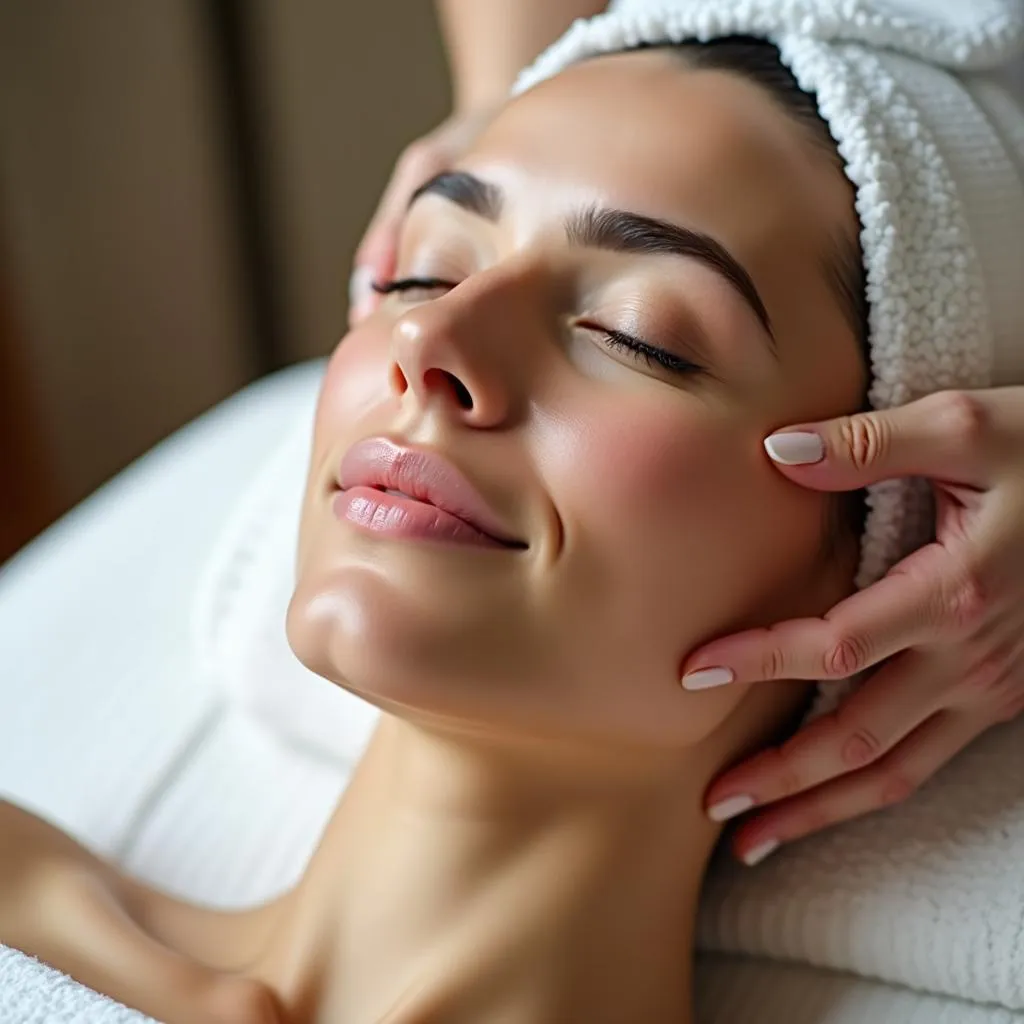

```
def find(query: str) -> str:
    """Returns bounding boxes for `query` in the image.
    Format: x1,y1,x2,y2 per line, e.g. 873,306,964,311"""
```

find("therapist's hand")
348,104,502,326
679,387,1024,866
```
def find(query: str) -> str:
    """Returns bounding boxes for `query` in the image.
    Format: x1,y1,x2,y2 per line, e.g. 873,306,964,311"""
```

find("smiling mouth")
337,481,528,548
334,438,529,550
368,486,524,545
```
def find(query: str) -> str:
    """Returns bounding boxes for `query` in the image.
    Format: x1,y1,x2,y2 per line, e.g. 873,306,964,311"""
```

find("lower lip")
333,486,508,549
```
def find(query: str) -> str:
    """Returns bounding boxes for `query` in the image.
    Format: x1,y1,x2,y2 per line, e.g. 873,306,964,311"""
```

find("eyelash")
588,326,702,376
372,277,451,298
372,277,704,376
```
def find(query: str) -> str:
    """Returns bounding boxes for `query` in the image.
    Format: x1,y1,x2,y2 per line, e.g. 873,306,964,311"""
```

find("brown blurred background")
0,1,450,564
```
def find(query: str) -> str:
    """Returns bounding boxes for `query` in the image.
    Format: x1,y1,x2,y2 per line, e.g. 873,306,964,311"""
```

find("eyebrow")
409,171,503,222
409,170,776,355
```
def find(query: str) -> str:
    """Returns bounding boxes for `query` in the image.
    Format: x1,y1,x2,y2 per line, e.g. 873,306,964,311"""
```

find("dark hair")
634,35,871,558
668,37,869,354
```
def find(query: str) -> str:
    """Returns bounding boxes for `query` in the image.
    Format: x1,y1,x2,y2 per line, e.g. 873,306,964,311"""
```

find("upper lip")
338,438,526,548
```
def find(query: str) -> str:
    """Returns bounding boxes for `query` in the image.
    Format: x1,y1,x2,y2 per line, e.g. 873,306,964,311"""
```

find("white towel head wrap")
512,0,1024,720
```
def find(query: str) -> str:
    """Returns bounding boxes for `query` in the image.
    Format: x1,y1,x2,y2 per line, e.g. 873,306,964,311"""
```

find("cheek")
569,402,748,591
298,326,393,565
551,391,830,652
315,327,392,441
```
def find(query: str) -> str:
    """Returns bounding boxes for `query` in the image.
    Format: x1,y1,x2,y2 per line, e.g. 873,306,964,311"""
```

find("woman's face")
288,49,866,751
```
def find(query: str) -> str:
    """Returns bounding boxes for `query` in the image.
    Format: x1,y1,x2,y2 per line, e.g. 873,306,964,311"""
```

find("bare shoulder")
0,798,283,966
0,799,129,949
0,798,103,866
0,799,284,1022
0,799,106,902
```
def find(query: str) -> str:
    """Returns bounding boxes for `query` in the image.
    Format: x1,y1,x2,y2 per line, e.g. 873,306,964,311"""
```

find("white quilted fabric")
0,360,329,853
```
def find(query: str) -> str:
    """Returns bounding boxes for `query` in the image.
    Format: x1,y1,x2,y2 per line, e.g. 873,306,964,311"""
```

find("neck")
251,714,722,1024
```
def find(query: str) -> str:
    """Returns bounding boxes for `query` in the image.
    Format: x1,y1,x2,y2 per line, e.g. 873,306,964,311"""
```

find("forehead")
462,50,858,359
484,49,851,256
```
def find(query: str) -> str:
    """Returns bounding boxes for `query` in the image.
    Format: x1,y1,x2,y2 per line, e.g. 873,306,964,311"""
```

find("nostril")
449,374,473,410
389,363,408,395
423,368,473,410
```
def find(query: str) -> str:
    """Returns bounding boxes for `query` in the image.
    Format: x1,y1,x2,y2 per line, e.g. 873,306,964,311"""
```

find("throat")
246,717,711,1024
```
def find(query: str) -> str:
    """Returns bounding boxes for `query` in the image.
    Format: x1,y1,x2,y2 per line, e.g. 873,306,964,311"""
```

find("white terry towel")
0,945,156,1023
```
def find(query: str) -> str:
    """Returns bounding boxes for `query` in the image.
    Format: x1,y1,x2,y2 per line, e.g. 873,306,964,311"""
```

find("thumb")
763,390,992,491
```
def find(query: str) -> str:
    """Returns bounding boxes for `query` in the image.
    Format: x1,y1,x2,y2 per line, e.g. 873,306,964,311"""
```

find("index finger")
354,138,448,272
350,148,445,325
680,540,966,686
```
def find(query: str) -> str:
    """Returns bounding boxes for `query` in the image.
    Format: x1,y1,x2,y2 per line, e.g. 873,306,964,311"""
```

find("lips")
337,438,526,548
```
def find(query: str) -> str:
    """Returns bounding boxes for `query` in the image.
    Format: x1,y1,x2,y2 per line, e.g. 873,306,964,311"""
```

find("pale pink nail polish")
681,666,734,690
742,838,780,866
349,266,374,310
707,794,754,822
763,432,824,465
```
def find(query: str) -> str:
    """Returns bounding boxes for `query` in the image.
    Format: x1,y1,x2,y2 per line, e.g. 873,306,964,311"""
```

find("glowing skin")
0,48,867,1024
290,49,864,752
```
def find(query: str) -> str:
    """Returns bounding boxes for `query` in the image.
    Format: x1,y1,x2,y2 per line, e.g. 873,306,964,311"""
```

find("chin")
284,560,533,718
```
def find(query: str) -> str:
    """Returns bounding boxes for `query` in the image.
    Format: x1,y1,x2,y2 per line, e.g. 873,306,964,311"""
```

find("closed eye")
578,323,704,376
372,277,455,300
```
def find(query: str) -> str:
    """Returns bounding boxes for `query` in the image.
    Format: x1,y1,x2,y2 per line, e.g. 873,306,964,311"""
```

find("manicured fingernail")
681,666,734,690
349,266,375,316
707,794,755,822
741,837,780,866
764,431,825,465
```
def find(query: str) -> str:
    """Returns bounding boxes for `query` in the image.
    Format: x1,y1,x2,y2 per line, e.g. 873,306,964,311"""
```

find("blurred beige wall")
0,2,251,513
253,1,451,362
0,2,449,518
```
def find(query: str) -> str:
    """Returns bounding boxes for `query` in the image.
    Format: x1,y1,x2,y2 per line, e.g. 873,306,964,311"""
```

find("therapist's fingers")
760,388,1003,491
724,707,986,866
680,537,980,687
703,648,947,818
349,137,443,324
350,103,503,326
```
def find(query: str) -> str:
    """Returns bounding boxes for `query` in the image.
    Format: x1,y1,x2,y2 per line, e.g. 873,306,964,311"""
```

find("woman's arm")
437,0,608,113
0,800,280,1023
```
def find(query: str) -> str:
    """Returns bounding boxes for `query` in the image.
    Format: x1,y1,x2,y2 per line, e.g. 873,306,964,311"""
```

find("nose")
389,265,538,428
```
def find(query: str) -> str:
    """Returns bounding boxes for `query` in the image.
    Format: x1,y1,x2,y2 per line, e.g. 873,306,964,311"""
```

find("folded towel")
0,945,157,1023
